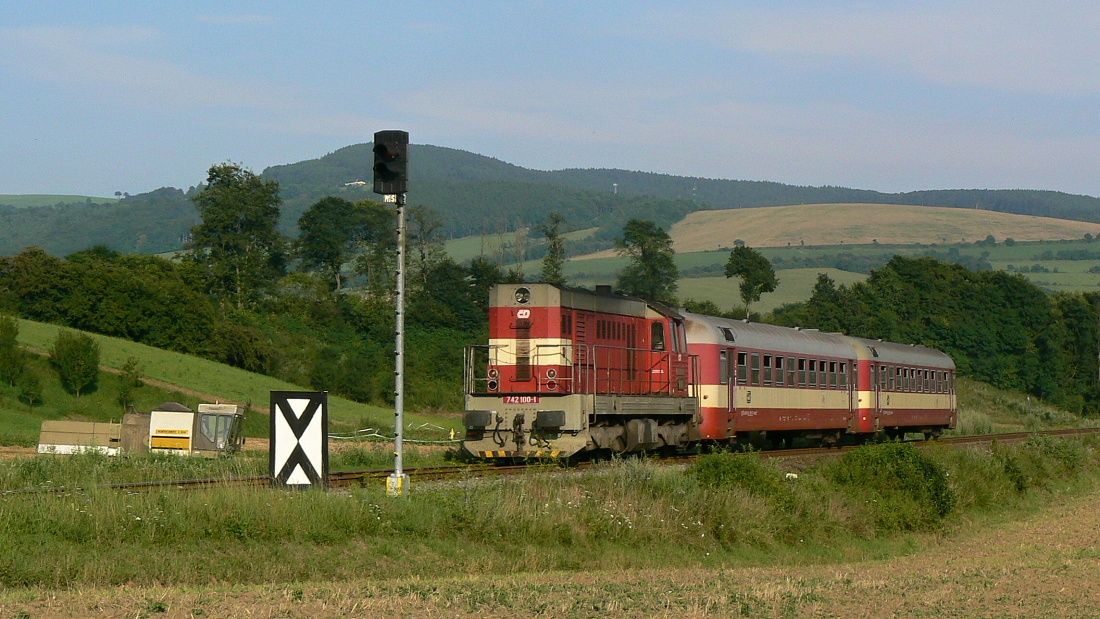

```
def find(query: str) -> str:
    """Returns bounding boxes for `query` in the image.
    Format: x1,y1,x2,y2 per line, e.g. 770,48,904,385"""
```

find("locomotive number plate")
503,396,541,404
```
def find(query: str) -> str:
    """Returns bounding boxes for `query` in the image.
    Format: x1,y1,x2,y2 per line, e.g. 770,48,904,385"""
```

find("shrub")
49,329,100,396
690,452,787,500
825,443,956,532
15,369,42,406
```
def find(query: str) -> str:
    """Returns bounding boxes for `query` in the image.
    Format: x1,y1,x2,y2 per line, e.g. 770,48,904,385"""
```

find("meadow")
8,318,460,443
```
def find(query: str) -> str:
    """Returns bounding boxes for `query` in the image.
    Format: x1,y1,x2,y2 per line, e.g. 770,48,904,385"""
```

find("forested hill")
3,143,1099,256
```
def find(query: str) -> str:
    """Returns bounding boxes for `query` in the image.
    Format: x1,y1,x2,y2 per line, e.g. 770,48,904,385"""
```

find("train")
463,283,956,458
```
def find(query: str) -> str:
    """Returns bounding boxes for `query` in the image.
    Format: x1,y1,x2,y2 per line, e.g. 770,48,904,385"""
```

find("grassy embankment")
0,433,1096,600
3,318,462,445
0,371,1093,588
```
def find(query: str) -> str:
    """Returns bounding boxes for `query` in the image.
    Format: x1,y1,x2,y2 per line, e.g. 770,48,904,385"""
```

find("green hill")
4,143,1100,257
0,194,119,208
2,318,457,445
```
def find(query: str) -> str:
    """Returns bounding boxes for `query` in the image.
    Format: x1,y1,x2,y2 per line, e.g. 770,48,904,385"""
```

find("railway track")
5,426,1100,496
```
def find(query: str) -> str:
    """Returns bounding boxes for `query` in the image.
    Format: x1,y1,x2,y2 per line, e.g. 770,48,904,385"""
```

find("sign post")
374,130,411,496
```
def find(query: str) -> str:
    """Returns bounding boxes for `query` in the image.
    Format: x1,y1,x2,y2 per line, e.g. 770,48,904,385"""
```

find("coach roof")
851,337,955,369
682,312,857,358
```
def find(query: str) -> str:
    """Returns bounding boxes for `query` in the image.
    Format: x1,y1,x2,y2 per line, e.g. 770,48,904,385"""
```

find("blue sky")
2,1,1098,198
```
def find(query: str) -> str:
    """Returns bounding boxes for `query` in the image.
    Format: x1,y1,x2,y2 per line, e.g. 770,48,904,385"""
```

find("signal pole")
374,130,410,497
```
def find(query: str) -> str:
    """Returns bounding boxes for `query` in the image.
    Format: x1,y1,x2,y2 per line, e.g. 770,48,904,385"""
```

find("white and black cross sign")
270,391,328,488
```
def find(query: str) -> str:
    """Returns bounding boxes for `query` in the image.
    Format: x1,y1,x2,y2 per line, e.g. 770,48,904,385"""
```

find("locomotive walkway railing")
464,343,698,398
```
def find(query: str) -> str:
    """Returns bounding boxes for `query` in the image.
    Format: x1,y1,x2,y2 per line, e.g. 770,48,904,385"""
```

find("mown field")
5,318,460,444
667,203,1100,252
0,194,118,208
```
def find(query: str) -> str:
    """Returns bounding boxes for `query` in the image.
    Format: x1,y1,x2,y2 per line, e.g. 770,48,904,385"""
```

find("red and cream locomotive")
463,283,956,458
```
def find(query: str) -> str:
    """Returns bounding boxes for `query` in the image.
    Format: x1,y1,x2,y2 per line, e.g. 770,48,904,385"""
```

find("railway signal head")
373,130,409,195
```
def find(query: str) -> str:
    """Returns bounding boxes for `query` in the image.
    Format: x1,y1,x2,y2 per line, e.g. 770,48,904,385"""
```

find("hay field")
668,203,1100,253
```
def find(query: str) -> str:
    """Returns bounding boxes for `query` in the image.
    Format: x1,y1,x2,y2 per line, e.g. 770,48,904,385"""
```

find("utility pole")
373,130,410,497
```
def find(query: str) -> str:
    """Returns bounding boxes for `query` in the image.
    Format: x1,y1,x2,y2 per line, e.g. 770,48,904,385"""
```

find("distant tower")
612,183,618,195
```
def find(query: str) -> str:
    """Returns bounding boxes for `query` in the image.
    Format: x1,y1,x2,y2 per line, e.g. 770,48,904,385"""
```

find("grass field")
667,203,1100,252
0,194,118,208
10,318,460,441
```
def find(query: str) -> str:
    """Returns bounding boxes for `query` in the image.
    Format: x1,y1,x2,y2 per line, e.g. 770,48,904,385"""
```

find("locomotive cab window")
651,323,665,351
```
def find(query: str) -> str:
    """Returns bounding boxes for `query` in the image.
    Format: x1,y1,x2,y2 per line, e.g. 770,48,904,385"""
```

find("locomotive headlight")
546,368,557,379
515,287,530,304
488,368,499,379
487,380,499,391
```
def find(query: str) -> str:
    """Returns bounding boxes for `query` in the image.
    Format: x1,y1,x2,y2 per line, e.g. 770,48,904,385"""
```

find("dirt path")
4,487,1098,617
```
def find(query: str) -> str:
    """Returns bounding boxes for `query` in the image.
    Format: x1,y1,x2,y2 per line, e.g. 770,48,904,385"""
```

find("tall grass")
1,435,1097,588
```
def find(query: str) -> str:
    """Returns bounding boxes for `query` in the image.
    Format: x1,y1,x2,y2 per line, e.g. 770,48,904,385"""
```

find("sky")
2,1,1099,198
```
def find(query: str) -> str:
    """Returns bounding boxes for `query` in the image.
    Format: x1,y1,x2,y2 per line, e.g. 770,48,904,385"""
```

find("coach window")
787,357,796,386
750,353,761,385
818,360,827,387
775,357,785,385
651,323,665,351
737,352,748,384
763,355,773,385
829,361,838,388
925,370,931,392
798,358,807,386
879,365,887,389
808,360,817,386
719,351,729,385
839,362,847,388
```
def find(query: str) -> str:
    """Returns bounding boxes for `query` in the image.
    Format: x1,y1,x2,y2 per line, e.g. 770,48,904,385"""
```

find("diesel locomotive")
463,283,956,458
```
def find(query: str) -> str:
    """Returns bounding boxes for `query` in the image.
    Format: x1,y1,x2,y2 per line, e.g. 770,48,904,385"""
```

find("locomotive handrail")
465,342,698,398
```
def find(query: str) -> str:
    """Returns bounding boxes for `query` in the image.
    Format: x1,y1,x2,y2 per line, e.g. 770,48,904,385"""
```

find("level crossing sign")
270,391,328,488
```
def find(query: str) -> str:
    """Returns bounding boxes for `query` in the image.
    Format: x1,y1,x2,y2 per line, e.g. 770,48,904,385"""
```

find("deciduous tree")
189,163,285,308
539,212,566,286
725,245,778,315
50,330,100,397
615,219,678,305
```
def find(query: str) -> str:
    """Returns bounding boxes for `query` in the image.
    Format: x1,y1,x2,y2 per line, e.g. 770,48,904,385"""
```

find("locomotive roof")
850,337,955,369
683,312,858,358
491,283,682,320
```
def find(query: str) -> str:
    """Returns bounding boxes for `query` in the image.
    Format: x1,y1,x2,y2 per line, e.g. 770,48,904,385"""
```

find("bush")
15,369,42,406
825,443,956,532
690,452,787,501
0,314,23,386
49,330,100,396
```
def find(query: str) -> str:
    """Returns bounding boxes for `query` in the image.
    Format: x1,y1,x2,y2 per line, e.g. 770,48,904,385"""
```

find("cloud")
645,3,1100,96
403,77,1100,194
0,25,294,110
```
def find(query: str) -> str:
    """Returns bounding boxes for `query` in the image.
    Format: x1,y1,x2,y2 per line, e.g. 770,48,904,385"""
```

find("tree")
117,356,144,411
297,197,359,291
0,314,24,386
16,370,42,407
725,245,778,315
539,212,566,286
615,219,678,305
50,330,100,397
407,205,446,292
188,163,286,308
